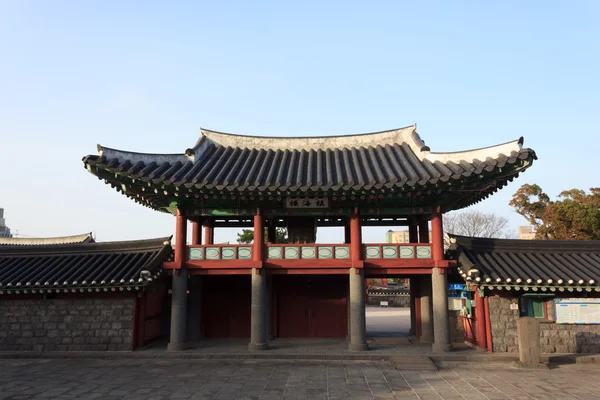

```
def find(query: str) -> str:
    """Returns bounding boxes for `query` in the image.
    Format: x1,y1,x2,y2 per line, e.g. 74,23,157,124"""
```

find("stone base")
511,361,549,370
167,342,189,351
248,342,268,351
348,342,369,352
432,343,453,353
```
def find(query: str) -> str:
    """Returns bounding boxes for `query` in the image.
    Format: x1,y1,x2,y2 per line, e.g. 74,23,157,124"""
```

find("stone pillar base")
432,343,452,352
408,328,416,336
348,343,368,351
248,342,268,351
167,342,189,351
420,338,433,344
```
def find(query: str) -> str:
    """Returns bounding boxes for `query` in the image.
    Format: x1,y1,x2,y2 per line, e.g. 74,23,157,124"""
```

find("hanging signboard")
448,297,462,311
555,298,600,324
285,197,329,209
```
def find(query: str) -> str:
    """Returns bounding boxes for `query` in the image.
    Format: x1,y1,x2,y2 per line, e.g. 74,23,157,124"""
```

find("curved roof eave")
0,233,95,246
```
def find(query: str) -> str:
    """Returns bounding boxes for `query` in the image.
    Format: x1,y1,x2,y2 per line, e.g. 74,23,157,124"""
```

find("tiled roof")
0,237,172,295
82,125,536,213
452,235,600,292
0,233,94,246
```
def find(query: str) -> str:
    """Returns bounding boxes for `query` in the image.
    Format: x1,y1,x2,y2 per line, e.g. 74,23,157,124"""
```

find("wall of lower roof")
0,296,135,351
489,294,600,354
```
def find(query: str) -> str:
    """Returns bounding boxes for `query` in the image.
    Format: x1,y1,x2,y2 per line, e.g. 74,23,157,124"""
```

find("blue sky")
1,1,599,243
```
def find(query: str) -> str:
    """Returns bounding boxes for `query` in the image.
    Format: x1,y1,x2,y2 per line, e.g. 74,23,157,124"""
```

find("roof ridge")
0,236,172,255
453,234,600,251
0,232,94,246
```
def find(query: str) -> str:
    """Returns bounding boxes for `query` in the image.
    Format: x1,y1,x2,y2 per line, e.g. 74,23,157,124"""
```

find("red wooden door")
275,275,347,338
276,276,310,338
202,275,251,338
309,276,347,338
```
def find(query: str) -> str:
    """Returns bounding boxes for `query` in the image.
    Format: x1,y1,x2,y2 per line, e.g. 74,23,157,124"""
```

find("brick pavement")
1,359,600,400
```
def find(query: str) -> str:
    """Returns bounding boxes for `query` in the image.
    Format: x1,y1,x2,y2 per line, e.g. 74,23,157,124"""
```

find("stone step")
390,355,438,371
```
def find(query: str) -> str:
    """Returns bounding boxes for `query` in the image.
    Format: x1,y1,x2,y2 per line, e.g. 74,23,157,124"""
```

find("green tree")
510,184,600,240
236,228,289,244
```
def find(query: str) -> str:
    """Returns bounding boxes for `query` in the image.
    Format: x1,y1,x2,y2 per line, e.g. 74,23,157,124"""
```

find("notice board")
555,298,600,324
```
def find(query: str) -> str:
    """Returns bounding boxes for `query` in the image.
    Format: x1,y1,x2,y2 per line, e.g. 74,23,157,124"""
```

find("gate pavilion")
83,125,536,351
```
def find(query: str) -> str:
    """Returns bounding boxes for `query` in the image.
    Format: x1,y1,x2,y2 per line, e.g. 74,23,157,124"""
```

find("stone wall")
449,310,465,343
0,296,135,351
366,294,410,307
488,294,600,353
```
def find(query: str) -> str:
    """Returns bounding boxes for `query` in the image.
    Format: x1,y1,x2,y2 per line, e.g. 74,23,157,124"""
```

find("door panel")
276,276,310,338
275,275,347,338
202,275,251,338
309,276,347,338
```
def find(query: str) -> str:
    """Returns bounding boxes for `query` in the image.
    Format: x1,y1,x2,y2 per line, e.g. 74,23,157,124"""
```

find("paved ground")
2,358,600,400
366,307,410,338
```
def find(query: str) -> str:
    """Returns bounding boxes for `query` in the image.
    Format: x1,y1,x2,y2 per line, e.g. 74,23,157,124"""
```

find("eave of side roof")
451,235,600,292
0,237,173,295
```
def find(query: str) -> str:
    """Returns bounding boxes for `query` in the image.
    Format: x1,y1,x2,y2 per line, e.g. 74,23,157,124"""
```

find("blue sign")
448,284,464,291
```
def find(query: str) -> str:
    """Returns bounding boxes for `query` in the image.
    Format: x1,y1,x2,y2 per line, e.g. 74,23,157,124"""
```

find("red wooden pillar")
418,218,429,243
484,296,493,352
474,288,487,350
253,209,264,261
191,221,202,245
350,208,362,261
175,208,187,266
431,207,444,261
204,221,214,245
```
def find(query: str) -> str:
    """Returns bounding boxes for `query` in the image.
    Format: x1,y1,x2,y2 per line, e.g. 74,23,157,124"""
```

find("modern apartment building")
0,208,12,238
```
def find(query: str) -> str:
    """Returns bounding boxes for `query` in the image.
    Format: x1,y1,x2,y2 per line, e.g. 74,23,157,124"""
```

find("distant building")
0,209,11,238
518,226,536,240
386,229,432,243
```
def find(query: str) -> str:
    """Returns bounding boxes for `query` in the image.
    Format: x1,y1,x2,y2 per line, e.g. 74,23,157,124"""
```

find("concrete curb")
0,351,597,364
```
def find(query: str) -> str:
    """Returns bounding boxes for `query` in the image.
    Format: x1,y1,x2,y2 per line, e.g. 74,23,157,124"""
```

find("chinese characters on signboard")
285,197,329,209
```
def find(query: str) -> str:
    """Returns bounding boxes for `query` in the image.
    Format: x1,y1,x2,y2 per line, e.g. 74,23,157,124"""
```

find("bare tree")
444,210,515,239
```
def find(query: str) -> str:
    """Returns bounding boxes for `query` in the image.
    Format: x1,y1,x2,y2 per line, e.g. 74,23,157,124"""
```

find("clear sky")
1,1,599,244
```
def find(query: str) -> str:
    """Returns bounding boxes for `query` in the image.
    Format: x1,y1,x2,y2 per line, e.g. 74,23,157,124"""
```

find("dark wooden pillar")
191,222,202,246
419,217,429,244
408,217,418,243
267,220,276,243
204,221,214,245
344,221,351,244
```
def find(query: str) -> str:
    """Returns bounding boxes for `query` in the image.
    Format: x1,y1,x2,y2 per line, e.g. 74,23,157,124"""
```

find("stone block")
517,317,540,363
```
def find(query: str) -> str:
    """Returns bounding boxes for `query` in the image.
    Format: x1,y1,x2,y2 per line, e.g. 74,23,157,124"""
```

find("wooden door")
276,276,310,338
275,275,347,338
202,275,251,338
309,276,347,338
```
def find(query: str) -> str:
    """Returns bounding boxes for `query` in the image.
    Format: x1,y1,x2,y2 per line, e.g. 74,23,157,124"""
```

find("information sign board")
555,298,600,324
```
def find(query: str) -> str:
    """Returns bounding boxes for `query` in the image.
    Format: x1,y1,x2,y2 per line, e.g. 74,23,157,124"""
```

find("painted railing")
363,243,432,259
266,244,351,260
187,243,431,261
188,245,253,261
